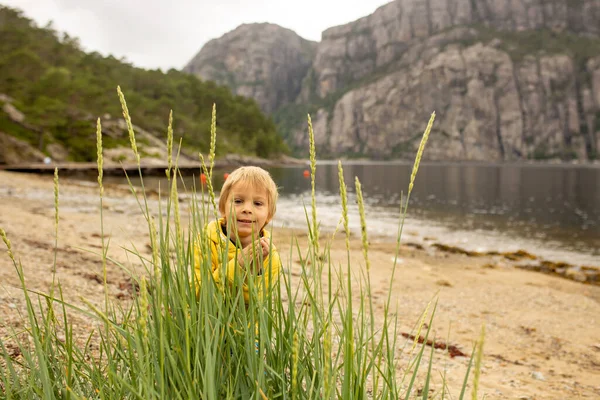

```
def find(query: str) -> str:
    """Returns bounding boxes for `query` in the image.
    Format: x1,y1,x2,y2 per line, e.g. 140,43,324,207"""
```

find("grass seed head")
409,111,435,195
117,86,140,164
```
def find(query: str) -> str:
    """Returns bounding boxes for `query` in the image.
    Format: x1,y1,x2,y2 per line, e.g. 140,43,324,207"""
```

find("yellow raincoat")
193,218,281,303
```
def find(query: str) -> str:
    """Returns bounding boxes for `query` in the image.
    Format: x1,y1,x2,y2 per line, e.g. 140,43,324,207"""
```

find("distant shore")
3,154,600,178
314,157,600,168
0,153,308,177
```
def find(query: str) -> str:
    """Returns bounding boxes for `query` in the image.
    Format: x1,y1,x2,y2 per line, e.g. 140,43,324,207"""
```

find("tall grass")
0,92,484,399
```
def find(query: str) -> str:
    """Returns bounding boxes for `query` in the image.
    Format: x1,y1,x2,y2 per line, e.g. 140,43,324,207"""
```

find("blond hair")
218,166,278,219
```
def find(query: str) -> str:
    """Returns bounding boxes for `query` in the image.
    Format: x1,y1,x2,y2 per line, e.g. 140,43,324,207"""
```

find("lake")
104,161,600,266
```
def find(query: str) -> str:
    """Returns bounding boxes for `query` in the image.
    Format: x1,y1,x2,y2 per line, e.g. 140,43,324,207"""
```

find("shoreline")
1,170,599,398
274,209,600,285
0,153,307,177
315,158,600,168
5,165,597,284
4,165,597,283
3,155,600,176
4,159,598,269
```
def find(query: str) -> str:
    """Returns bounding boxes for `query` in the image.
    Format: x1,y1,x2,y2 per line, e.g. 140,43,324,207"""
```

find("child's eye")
254,201,263,206
234,198,243,204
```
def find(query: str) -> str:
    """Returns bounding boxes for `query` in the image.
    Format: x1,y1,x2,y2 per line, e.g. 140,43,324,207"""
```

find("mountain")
184,23,317,114
0,6,287,164
185,0,600,162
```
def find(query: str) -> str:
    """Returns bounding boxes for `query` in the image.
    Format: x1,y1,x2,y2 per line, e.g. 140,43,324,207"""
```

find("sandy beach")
0,169,599,399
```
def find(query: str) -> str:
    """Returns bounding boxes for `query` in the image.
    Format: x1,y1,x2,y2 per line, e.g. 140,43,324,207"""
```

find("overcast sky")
3,0,392,71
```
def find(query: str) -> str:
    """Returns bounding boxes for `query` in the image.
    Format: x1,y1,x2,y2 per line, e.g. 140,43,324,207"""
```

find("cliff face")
310,0,600,99
292,27,600,161
185,0,600,161
183,23,317,114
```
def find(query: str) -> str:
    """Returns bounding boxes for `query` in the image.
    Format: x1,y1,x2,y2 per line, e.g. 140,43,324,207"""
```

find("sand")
0,169,599,399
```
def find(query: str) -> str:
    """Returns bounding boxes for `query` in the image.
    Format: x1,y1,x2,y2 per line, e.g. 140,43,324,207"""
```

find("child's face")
222,182,270,246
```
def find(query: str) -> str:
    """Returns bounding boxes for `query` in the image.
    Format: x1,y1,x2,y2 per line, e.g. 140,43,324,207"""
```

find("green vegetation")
530,142,579,161
0,112,37,143
0,97,484,397
271,103,318,142
0,6,287,161
391,133,425,158
455,25,600,65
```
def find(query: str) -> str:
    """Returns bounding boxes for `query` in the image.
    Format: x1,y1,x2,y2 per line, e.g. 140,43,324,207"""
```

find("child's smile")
222,182,270,248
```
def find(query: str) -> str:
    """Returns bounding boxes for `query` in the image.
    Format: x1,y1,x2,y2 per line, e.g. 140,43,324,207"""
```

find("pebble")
8,303,16,309
564,268,587,282
531,371,546,381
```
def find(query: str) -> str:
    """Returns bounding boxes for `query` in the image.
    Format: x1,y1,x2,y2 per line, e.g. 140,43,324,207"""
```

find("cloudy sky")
3,0,392,71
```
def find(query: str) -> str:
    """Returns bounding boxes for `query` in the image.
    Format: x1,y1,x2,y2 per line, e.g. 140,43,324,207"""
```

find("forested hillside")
0,6,287,163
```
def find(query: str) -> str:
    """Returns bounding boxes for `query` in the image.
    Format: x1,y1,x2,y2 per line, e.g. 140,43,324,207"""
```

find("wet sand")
0,170,599,399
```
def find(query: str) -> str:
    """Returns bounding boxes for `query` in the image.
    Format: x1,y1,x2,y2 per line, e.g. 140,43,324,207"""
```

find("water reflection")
314,163,599,231
275,162,599,257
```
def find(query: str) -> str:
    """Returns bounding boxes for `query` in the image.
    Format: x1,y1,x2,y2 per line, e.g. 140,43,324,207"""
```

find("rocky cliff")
310,0,600,98
184,23,317,114
186,0,600,161
296,27,600,161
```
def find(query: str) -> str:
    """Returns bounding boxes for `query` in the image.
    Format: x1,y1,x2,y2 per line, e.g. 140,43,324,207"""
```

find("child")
194,166,281,303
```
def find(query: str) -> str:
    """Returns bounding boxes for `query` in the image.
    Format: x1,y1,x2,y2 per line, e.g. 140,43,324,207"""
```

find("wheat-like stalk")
209,104,217,174
355,177,370,272
51,167,59,282
117,86,140,163
138,277,149,345
166,110,173,178
96,118,104,197
323,323,332,399
170,171,181,242
150,217,159,279
199,153,219,222
0,228,14,262
292,331,299,399
472,324,485,400
96,117,109,309
81,297,111,327
308,114,319,252
337,161,350,253
410,299,433,355
408,111,435,195
53,168,59,234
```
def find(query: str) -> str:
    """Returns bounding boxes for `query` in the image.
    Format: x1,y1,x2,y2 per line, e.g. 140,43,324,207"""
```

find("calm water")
105,161,600,265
